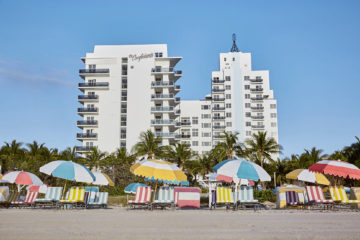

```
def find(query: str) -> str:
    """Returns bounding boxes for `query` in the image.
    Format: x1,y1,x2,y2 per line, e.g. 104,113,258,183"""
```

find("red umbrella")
309,160,360,180
2,171,43,192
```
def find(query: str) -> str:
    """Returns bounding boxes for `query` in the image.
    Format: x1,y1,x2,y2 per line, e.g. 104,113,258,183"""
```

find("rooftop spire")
230,33,239,52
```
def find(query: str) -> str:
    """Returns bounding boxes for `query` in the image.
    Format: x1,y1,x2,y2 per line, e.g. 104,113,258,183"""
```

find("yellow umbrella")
92,171,115,186
286,169,330,185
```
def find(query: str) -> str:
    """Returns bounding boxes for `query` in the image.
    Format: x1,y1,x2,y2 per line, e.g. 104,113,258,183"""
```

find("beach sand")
1,208,360,240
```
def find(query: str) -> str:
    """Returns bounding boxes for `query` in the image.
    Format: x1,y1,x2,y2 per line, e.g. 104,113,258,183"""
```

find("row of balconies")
151,81,180,89
75,146,97,153
151,68,182,75
151,94,180,102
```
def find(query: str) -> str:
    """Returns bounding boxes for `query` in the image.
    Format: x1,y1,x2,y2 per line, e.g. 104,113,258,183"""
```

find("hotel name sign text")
128,53,154,62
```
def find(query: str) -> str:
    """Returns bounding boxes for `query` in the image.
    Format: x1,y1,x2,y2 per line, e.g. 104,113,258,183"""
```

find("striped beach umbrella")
124,183,147,194
92,171,115,186
286,169,330,185
309,160,360,180
2,171,43,192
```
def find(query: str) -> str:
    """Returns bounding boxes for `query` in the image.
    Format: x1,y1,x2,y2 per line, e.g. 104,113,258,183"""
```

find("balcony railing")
78,82,109,88
251,97,263,101
175,109,181,115
174,85,181,90
213,125,226,129
175,97,180,102
213,135,225,139
213,107,225,111
151,68,182,75
212,89,225,92
181,122,191,126
213,116,225,120
76,133,97,138
77,120,98,126
75,146,97,152
212,80,225,84
78,107,98,113
151,119,174,125
154,132,175,138
151,81,175,87
252,125,265,129
151,94,174,99
151,106,174,112
213,98,225,102
250,78,263,83
181,134,191,139
79,69,109,74
251,107,264,110
251,116,264,120
78,95,99,100
250,88,263,92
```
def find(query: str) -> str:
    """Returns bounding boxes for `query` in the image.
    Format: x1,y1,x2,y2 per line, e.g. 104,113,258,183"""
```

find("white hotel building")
76,42,278,156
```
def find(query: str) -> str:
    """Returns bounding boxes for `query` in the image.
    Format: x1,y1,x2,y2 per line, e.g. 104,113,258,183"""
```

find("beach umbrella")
124,183,147,194
2,171,43,192
309,160,360,180
286,169,330,185
213,158,271,182
92,171,115,186
27,184,49,193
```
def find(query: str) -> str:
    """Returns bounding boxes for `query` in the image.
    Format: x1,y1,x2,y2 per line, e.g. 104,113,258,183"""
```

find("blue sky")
0,0,359,157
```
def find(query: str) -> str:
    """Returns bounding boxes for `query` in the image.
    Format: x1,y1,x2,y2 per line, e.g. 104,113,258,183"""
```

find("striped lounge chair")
211,187,235,210
286,191,304,208
59,187,86,209
87,192,108,208
34,187,63,207
12,191,38,208
0,191,20,208
236,186,264,210
152,187,175,210
127,186,152,209
329,186,359,209
306,186,333,210
84,186,99,206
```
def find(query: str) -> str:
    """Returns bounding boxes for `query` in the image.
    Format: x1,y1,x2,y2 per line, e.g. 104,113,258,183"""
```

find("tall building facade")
76,44,182,154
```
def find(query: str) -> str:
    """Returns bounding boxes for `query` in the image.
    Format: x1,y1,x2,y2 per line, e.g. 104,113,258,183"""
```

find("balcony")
151,81,175,87
151,68,182,75
174,85,181,91
213,125,226,129
251,116,264,120
151,119,175,125
250,97,263,101
151,106,174,112
154,132,175,138
79,69,109,78
213,135,225,139
181,134,191,139
250,88,263,92
212,79,225,84
151,94,174,100
77,120,98,127
213,107,225,111
75,146,97,152
181,122,191,127
175,109,181,115
213,116,226,120
175,97,180,103
250,78,263,83
251,106,264,111
213,98,225,102
78,95,99,102
212,88,225,92
76,133,97,140
77,107,98,115
78,82,109,90
252,125,265,129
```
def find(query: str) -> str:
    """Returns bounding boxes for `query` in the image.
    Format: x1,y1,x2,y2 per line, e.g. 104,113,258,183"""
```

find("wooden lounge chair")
286,191,304,209
0,191,20,208
34,187,63,208
59,187,86,209
236,186,265,210
305,186,333,210
87,192,108,209
329,186,359,209
211,186,235,210
151,187,175,210
127,186,152,209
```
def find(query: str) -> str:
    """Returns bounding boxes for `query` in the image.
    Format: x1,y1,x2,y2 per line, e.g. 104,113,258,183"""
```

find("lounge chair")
305,186,333,210
87,192,108,208
59,187,86,209
127,186,152,209
151,187,175,210
211,186,235,210
236,186,264,210
286,191,304,209
0,191,20,208
84,186,99,207
329,186,359,209
34,187,63,208
12,191,38,208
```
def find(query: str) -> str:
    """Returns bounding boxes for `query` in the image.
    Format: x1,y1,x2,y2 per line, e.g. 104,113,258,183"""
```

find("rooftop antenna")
230,33,239,52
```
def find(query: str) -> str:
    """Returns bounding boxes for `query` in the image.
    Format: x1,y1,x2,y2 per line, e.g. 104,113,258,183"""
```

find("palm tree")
163,143,193,168
213,131,245,162
61,146,79,161
245,131,282,167
0,140,24,172
26,141,45,156
132,130,163,159
85,147,107,171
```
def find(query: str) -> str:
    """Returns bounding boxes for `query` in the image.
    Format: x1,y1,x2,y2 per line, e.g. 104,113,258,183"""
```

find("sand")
1,208,360,240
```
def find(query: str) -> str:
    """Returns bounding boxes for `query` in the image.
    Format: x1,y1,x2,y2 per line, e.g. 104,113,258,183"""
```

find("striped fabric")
237,186,258,203
216,187,234,204
6,191,20,203
306,186,333,203
128,186,151,204
154,187,174,203
89,192,108,206
13,191,38,204
35,187,63,202
330,186,359,204
84,187,99,204
60,187,85,203
286,191,301,205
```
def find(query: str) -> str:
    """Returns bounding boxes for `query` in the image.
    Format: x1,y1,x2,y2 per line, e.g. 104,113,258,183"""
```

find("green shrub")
254,189,276,203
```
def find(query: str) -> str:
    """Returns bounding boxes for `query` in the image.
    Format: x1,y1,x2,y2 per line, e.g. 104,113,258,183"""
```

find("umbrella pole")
153,182,158,201
62,181,67,200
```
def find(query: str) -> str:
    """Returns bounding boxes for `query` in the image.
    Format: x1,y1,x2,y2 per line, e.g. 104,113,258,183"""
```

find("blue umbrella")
124,183,147,194
144,177,189,186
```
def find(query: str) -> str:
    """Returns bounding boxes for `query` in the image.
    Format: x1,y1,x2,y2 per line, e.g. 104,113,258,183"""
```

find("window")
271,122,277,127
232,57,235,61
201,105,210,110
226,94,231,99
271,113,277,118
224,58,227,62
226,103,231,108
245,112,251,117
270,104,277,109
122,78,127,89
246,122,251,127
202,132,211,137
202,123,211,128
192,141,198,146
245,85,250,90
226,112,232,118
192,117,198,124
201,114,211,119
192,129,198,137
225,76,231,81
120,129,126,139
225,85,231,90
244,76,250,80
155,52,163,57
120,141,126,147
245,94,250,99
246,131,252,136
245,103,251,108
89,64,96,69
202,142,212,146
226,122,232,127
213,77,219,80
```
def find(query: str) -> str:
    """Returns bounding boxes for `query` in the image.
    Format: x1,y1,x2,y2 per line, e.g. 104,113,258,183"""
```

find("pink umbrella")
2,171,43,192
309,160,360,180
216,174,255,186
27,184,49,193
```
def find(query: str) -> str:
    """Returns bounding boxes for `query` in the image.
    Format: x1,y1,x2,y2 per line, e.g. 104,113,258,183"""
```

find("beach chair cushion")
238,186,258,203
216,187,234,204
306,186,333,203
330,186,359,204
90,192,108,205
128,186,151,204
154,187,174,203
35,187,63,202
7,191,20,204
60,187,85,203
286,191,301,205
